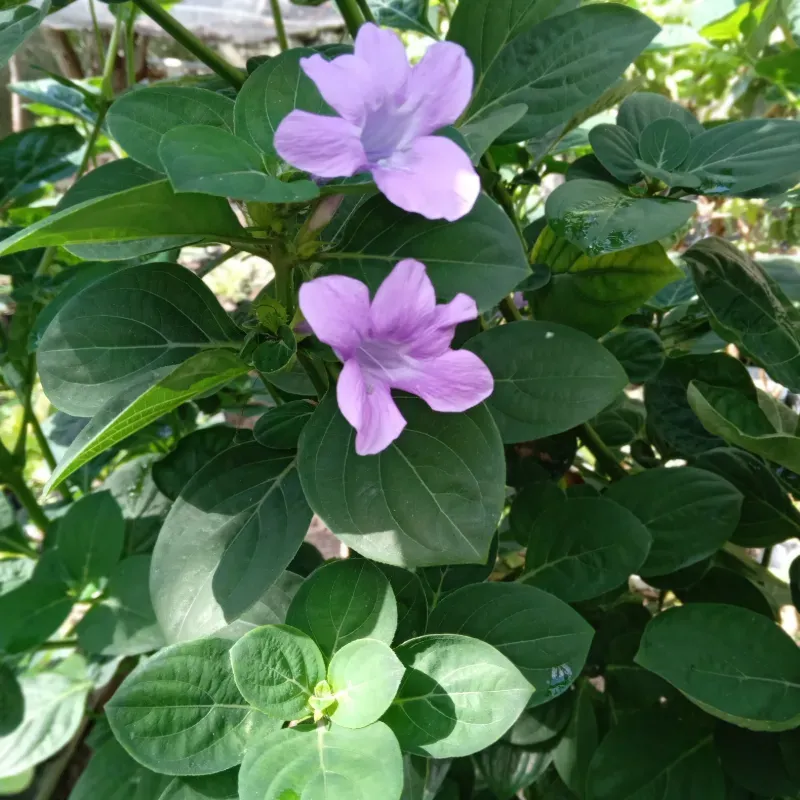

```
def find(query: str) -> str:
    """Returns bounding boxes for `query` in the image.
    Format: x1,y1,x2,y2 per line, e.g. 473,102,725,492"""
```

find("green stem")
482,153,529,249
35,638,78,651
268,0,289,52
75,104,109,182
88,0,105,70
354,0,376,24
101,12,123,101
124,7,137,87
499,296,523,323
33,246,57,279
132,0,246,89
334,0,366,37
440,0,453,19
297,352,329,399
257,372,284,406
5,475,50,533
761,545,774,567
578,422,627,482
197,247,240,279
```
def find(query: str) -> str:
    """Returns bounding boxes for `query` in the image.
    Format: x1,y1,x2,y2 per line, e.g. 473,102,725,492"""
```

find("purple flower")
300,259,494,455
274,24,481,222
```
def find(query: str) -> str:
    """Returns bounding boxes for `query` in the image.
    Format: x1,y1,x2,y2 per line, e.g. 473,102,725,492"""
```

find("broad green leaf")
0,179,243,260
460,104,527,161
159,125,319,203
603,328,665,384
546,179,695,256
693,448,800,548
286,559,398,658
617,92,705,139
585,712,724,800
0,666,22,736
0,124,83,206
0,670,90,779
418,534,498,605
320,193,528,313
0,768,33,795
158,770,239,800
635,603,800,731
328,638,405,729
235,48,330,157
107,86,235,173
69,739,172,800
530,226,682,336
0,572,72,653
553,684,598,797
298,393,504,568
252,326,296,374
230,624,325,720
682,119,800,195
475,741,552,798
379,565,428,644
0,0,50,71
507,692,572,746
253,400,313,451
638,118,692,171
107,638,277,775
683,237,800,391
466,5,659,143
521,497,652,603
427,582,592,706
605,467,742,576
9,77,100,126
153,426,243,502
151,442,312,643
588,125,642,184
57,491,124,588
0,559,34,596
239,722,403,800
367,0,435,36
38,262,243,417
687,381,800,473
464,321,627,443
400,754,453,800
44,350,249,495
383,634,533,758
76,555,165,657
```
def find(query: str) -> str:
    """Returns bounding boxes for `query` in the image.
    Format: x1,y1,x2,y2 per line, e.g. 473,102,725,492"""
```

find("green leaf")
0,669,90,779
253,400,314,451
530,226,682,337
328,638,405,729
252,326,296,375
693,448,800,548
475,741,553,798
521,497,652,603
0,666,22,737
0,177,243,261
546,179,695,256
460,104,528,161
367,0,435,36
107,638,277,775
635,603,800,731
553,685,598,797
683,237,800,391
151,442,311,643
38,262,243,418
286,559,398,659
383,634,533,758
687,381,800,473
69,739,172,800
427,583,593,706
0,559,34,596
675,562,778,619
507,692,572,746
107,86,235,173
0,0,50,71
418,534,498,604
239,722,403,800
638,118,692,171
0,768,33,795
682,119,800,195
605,467,742,576
158,770,239,800
9,77,100,126
153,426,242,502
159,125,319,203
235,48,330,158
379,565,428,645
617,92,705,139
297,392,505,568
230,624,325,720
0,124,83,206
320,193,529,313
465,5,659,143
44,350,249,495
585,712,724,800
588,125,642,184
76,555,166,657
602,329,665,384
57,491,124,588
464,321,627,443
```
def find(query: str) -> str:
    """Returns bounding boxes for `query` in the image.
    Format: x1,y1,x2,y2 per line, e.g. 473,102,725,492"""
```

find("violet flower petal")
300,54,377,126
274,111,366,178
298,275,370,358
354,23,410,96
408,293,479,359
369,259,435,342
372,135,481,221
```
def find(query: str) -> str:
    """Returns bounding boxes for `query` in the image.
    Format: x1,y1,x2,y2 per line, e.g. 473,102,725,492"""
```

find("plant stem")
132,0,246,89
440,0,453,19
334,0,366,37
124,7,137,87
101,12,123,101
268,0,289,52
33,715,90,800
6,475,50,533
499,296,523,323
33,246,57,279
258,373,284,406
354,0,376,24
75,104,109,179
36,638,78,651
578,422,627,482
297,352,329,399
88,0,105,71
761,545,774,567
197,247,240,279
